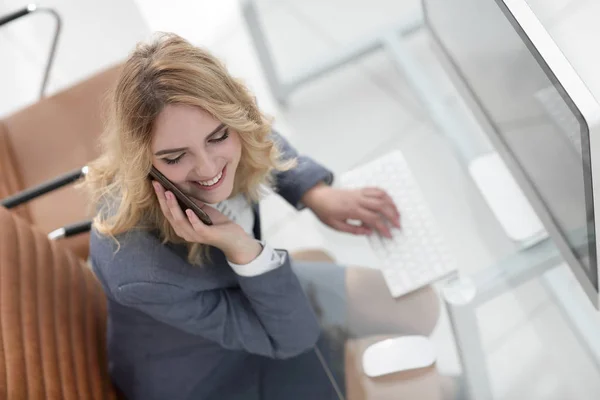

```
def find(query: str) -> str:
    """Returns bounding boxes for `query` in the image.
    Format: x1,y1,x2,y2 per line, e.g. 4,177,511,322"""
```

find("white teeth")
197,170,223,187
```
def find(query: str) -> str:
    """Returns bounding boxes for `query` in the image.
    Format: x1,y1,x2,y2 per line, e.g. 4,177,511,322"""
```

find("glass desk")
298,233,600,400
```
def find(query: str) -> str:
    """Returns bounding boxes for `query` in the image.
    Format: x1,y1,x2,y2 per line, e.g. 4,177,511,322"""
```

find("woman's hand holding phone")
152,181,262,265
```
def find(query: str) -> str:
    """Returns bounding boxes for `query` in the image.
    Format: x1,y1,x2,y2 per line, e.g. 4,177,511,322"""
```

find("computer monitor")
423,0,600,307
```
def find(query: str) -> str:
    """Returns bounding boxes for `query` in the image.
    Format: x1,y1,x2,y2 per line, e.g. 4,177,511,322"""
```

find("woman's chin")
191,184,233,205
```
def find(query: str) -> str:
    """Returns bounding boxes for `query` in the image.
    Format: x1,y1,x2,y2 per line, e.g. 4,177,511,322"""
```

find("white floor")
3,0,600,398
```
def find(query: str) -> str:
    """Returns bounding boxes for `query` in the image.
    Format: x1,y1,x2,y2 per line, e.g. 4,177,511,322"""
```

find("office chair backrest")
0,206,118,399
0,64,122,259
0,122,28,221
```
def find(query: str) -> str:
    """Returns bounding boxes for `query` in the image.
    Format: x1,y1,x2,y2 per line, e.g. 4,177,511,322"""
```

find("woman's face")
151,104,242,205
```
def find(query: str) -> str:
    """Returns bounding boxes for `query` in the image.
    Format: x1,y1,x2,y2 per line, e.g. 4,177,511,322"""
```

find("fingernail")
165,191,173,201
152,182,159,191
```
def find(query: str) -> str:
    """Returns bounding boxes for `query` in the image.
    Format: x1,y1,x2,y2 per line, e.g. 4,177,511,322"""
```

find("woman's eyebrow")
155,147,187,156
206,123,226,139
154,123,226,156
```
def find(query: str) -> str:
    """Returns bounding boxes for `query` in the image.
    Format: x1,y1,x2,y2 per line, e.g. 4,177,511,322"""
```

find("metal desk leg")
441,239,563,400
240,0,288,105
240,0,423,105
540,266,600,371
443,277,494,400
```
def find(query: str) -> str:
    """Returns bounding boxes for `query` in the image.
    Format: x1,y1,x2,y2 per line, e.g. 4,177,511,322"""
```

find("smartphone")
149,166,213,225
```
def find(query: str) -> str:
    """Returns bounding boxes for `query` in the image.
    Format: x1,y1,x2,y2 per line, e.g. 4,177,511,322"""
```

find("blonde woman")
87,33,442,400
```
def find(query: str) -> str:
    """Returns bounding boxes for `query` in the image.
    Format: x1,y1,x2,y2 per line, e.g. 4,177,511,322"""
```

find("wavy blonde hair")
85,32,294,264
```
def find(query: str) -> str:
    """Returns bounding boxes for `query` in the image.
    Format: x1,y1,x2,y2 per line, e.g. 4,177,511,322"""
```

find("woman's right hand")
153,181,262,265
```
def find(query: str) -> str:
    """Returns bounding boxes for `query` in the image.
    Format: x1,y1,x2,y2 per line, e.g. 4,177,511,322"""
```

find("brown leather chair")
0,206,118,399
0,64,122,260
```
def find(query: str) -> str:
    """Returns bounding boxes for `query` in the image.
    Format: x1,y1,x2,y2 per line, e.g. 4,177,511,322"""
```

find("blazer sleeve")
271,130,334,209
91,229,321,360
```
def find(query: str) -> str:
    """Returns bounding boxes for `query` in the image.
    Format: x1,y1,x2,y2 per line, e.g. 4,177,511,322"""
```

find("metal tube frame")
1,166,86,209
47,220,92,240
0,4,62,99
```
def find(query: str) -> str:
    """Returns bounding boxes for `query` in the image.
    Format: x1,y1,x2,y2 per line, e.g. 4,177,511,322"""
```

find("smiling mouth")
192,166,227,191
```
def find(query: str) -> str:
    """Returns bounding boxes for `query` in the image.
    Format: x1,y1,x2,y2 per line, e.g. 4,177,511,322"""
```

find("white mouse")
362,336,437,378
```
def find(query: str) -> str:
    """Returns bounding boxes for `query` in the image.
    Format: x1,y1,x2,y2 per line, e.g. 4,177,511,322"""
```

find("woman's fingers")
153,181,174,221
153,180,236,246
167,191,201,237
328,219,372,236
363,188,399,214
355,208,392,238
154,182,189,239
361,187,400,226
186,209,209,237
195,204,229,225
153,183,195,241
359,196,401,228
165,191,186,222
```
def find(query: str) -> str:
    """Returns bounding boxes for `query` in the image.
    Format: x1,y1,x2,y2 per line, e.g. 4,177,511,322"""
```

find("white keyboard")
340,151,457,298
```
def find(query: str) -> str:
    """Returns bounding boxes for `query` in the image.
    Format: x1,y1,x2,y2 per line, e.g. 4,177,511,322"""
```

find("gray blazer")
89,132,339,400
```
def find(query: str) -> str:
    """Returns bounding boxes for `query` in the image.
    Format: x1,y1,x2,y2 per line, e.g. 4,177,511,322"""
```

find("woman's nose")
194,158,220,180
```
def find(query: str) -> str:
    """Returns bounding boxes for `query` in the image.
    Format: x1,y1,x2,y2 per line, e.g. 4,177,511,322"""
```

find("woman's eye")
163,154,184,165
210,128,229,143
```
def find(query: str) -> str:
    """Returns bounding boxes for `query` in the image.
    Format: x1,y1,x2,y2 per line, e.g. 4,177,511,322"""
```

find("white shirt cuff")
228,241,287,277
